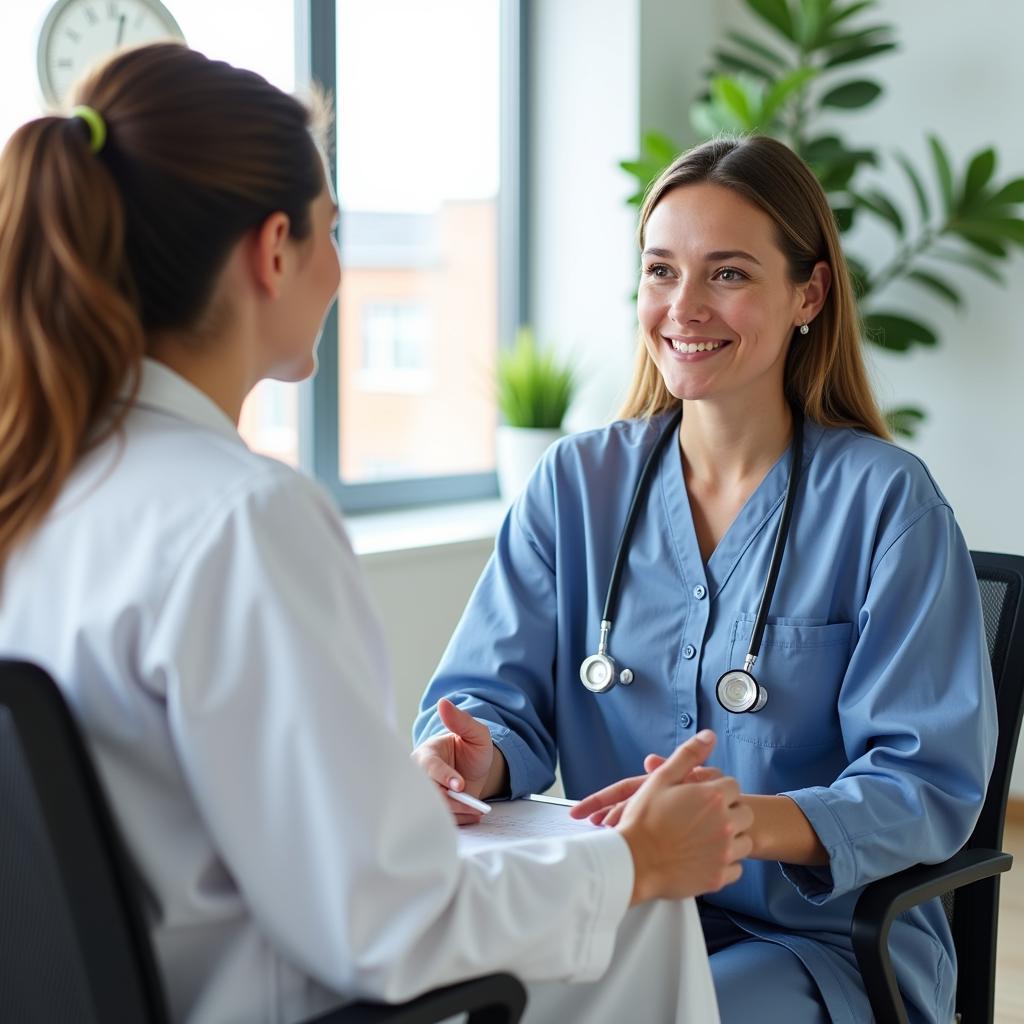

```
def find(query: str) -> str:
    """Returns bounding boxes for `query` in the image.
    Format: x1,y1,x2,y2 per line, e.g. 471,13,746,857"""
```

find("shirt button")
693,585,707,600
680,712,692,728
682,644,696,659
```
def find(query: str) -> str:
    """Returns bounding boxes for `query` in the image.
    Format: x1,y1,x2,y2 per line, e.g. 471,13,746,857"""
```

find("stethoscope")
578,406,804,716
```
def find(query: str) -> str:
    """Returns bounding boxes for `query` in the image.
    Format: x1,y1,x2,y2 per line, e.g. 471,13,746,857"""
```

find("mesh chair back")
946,552,1024,1019
967,553,1024,853
0,661,168,1024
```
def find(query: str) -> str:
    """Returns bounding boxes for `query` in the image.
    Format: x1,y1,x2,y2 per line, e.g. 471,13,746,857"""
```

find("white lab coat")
0,360,715,1023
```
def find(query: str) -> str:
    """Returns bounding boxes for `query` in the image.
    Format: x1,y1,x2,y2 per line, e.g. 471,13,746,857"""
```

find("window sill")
345,498,508,561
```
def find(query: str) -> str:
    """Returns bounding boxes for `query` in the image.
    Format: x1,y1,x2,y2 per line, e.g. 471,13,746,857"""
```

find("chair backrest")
945,552,1024,1020
0,660,169,1024
967,551,1024,853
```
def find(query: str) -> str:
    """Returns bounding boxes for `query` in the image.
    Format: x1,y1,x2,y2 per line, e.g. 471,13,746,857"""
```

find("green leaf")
619,159,654,179
802,133,845,162
885,406,926,438
893,152,930,222
690,101,736,140
762,66,819,120
619,159,668,205
953,216,1024,246
745,0,797,40
987,178,1024,207
641,131,679,164
863,313,938,352
832,205,855,232
928,135,955,212
714,50,777,81
620,133,679,205
852,188,904,235
906,269,962,307
725,29,789,67
822,0,878,35
823,40,898,68
802,135,876,173
820,79,883,108
953,230,1008,258
962,147,997,206
795,0,828,48
930,248,1006,285
711,75,756,128
822,23,894,50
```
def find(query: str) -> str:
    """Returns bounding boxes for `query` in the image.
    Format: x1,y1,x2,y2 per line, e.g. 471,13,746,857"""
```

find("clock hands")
116,13,126,46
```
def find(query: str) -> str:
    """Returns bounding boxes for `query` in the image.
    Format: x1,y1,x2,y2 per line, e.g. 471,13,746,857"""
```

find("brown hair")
619,135,889,440
0,43,323,570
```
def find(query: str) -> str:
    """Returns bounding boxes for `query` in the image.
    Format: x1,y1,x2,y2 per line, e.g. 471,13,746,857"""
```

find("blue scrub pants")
701,905,829,1023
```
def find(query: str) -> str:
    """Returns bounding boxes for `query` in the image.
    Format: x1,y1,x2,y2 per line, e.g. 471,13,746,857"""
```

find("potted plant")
620,0,1024,437
495,327,576,500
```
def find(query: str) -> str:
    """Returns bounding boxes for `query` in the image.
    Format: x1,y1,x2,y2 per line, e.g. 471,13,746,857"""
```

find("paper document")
456,794,601,854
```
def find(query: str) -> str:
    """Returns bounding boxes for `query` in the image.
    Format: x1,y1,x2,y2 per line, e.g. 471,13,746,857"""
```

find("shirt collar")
130,358,243,444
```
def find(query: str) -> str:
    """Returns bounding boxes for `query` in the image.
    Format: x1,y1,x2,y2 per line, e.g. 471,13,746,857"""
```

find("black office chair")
852,550,1024,1024
0,660,526,1024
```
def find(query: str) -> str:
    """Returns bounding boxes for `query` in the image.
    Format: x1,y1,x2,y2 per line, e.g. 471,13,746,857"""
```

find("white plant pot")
496,426,563,501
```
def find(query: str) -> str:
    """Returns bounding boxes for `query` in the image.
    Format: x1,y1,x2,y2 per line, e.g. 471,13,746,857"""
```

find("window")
307,0,521,509
360,302,432,386
1,0,523,507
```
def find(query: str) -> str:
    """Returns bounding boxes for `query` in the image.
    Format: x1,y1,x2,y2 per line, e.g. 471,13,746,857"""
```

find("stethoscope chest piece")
716,668,768,714
579,652,635,693
579,406,802,714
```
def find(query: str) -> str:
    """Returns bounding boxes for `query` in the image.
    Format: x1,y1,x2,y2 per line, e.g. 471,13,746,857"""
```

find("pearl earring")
798,322,810,335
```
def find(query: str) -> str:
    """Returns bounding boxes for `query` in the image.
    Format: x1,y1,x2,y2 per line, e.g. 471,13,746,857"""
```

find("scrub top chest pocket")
724,615,853,749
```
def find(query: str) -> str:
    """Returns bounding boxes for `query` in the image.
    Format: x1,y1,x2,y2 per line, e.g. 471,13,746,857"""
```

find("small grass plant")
496,327,576,430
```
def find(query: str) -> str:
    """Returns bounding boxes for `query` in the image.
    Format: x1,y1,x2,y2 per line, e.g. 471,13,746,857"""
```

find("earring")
798,322,810,335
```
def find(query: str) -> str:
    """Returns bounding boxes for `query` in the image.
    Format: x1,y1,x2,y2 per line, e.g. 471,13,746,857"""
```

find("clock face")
37,0,185,106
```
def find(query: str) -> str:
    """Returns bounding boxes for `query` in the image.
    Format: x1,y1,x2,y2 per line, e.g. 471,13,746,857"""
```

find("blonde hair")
0,44,323,572
619,135,889,440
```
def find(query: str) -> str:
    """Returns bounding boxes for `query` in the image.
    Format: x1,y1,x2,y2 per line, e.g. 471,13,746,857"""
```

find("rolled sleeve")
414,462,564,796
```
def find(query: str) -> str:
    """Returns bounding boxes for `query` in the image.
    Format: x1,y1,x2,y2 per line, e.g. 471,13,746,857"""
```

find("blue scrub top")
415,413,996,1024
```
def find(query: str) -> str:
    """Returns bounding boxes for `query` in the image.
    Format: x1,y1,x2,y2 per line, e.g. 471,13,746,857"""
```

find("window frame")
295,0,528,512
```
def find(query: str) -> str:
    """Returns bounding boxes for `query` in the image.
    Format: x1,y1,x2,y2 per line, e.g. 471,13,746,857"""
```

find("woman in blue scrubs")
413,135,996,1023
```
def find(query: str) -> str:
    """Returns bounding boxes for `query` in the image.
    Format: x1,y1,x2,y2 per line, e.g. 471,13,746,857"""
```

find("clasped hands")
412,698,754,903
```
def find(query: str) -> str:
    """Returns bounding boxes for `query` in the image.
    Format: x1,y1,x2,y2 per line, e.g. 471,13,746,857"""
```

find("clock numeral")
107,2,119,18
84,6,98,24
56,59,73,69
65,28,82,43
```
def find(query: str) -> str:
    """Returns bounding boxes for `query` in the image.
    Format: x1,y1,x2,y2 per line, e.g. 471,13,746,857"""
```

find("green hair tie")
70,105,107,155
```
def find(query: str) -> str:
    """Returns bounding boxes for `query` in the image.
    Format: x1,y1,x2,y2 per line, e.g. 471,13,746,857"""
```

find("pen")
446,788,492,814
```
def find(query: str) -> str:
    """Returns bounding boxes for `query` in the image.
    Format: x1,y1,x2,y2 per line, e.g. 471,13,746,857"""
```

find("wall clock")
37,0,185,106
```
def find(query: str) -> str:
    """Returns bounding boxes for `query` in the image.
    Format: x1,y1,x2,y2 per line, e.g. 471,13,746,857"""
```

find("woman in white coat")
0,43,752,1023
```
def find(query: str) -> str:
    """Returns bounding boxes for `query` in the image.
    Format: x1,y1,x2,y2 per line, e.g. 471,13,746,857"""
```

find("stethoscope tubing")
746,409,803,664
601,407,683,625
580,406,804,711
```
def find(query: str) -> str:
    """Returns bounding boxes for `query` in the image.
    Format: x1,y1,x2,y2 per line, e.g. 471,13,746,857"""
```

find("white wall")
360,540,492,743
527,0,643,428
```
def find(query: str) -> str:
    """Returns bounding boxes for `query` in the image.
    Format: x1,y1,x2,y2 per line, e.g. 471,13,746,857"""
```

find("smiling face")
637,182,828,413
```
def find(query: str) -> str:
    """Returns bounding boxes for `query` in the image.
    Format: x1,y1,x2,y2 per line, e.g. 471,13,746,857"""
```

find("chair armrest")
851,848,1013,1024
304,972,527,1024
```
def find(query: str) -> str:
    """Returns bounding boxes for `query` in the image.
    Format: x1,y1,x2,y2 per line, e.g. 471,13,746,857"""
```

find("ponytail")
0,43,322,573
0,115,144,569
